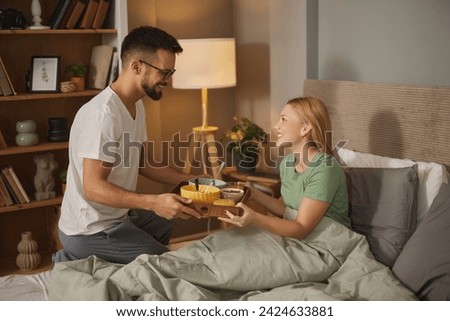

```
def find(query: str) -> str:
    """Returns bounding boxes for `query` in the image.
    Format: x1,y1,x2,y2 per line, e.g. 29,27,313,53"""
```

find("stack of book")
48,0,111,30
0,165,31,207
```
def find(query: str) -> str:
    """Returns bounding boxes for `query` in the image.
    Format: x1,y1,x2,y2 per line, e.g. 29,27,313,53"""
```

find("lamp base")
184,125,221,178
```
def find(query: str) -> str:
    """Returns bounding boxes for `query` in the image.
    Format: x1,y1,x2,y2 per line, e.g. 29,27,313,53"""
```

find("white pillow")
337,148,448,226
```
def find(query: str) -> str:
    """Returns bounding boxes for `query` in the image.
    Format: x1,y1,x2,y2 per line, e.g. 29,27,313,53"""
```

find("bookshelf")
0,0,127,275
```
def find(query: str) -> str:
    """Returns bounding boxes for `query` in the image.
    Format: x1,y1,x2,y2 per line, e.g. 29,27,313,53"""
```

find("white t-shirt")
59,87,148,235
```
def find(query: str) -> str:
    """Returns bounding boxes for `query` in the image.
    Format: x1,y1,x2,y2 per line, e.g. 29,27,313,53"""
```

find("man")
54,26,200,264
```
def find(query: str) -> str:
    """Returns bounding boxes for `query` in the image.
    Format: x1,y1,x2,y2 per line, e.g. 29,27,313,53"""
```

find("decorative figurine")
34,152,58,200
28,0,50,29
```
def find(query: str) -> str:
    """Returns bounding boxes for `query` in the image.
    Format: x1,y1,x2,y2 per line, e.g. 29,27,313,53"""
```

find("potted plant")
65,63,87,91
222,117,267,173
59,170,67,195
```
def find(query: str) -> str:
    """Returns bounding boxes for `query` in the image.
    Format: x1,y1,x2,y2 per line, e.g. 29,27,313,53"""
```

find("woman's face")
274,104,305,149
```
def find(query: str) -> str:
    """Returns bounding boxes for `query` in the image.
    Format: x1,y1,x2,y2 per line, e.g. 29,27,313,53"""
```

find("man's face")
140,50,176,101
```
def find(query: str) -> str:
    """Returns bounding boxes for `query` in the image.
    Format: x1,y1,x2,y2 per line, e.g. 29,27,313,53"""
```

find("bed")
1,80,449,301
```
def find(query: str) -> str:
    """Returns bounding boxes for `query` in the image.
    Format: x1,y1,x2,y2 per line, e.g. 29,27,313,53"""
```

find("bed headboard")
303,79,450,167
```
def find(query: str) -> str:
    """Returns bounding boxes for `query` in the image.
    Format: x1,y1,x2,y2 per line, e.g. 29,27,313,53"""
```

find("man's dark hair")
121,25,183,63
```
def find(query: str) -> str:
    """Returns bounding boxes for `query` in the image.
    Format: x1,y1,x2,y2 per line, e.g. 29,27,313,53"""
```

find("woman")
219,97,351,238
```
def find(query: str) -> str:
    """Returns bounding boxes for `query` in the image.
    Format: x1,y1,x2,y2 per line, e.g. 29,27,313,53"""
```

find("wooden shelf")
0,89,101,102
0,251,53,277
0,142,68,156
0,196,63,214
0,29,117,35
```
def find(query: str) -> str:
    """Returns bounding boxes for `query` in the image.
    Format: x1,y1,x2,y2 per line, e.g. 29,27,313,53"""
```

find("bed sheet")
48,217,416,301
0,270,51,301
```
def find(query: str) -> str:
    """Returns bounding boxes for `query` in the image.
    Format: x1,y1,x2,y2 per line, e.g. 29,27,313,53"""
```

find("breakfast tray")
171,182,250,218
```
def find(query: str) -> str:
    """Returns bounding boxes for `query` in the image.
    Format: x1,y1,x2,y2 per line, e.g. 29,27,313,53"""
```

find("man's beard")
143,82,164,101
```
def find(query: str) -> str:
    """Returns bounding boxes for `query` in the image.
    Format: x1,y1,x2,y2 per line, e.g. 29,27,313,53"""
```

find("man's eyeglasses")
139,60,176,81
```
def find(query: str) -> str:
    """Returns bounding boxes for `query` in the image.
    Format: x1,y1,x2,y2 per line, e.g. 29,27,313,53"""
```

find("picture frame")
30,56,60,93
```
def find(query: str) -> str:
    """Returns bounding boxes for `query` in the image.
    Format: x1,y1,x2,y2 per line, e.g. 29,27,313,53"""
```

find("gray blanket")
48,217,416,300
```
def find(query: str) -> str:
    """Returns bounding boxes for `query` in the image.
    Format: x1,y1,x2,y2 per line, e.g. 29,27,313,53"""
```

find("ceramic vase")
70,76,85,91
16,231,41,271
16,120,39,146
29,0,49,29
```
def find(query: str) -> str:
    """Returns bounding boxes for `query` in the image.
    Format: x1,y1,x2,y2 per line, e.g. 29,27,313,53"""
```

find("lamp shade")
172,38,236,89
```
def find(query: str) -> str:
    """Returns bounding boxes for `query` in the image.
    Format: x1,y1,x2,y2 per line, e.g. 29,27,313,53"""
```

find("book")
92,0,111,29
1,166,26,204
0,57,17,96
8,166,31,203
0,171,19,204
0,128,7,149
87,45,114,89
0,175,13,206
60,0,79,28
48,0,72,29
79,0,100,29
246,171,280,184
107,51,119,85
65,0,87,29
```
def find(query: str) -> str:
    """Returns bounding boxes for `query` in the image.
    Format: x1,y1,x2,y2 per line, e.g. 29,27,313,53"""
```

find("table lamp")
172,38,236,176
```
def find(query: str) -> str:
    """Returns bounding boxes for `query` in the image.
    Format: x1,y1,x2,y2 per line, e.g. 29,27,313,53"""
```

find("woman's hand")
218,202,258,227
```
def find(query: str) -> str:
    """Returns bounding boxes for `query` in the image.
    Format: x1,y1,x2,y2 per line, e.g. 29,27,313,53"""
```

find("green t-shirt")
279,152,350,228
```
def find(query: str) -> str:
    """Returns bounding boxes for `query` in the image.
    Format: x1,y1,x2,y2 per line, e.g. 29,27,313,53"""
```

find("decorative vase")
16,231,41,271
235,151,259,173
28,0,50,30
15,120,39,146
70,76,85,91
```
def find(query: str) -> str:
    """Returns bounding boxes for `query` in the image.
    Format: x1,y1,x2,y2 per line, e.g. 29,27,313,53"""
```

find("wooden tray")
171,182,249,218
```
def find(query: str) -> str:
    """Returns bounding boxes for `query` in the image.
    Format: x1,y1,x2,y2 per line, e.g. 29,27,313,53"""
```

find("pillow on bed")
346,165,418,267
392,182,450,300
337,147,448,226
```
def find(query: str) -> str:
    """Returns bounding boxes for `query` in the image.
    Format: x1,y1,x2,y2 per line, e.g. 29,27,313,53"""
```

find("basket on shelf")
59,81,77,93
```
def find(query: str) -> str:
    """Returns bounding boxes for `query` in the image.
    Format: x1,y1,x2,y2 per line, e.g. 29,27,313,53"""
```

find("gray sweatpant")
53,209,173,264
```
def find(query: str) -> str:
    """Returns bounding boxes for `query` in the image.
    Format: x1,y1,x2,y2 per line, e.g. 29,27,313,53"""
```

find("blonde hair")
286,96,334,156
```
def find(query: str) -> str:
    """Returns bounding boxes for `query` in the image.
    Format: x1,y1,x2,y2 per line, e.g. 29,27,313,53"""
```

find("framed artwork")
30,56,60,92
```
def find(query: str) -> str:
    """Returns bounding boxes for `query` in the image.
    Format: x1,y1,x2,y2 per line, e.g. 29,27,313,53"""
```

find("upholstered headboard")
303,79,450,167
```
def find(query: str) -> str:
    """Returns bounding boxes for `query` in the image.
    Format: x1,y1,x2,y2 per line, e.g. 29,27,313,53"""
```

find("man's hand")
152,193,201,220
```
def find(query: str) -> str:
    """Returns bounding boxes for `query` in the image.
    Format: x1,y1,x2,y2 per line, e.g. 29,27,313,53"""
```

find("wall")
232,0,271,130
232,0,316,129
318,0,450,87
